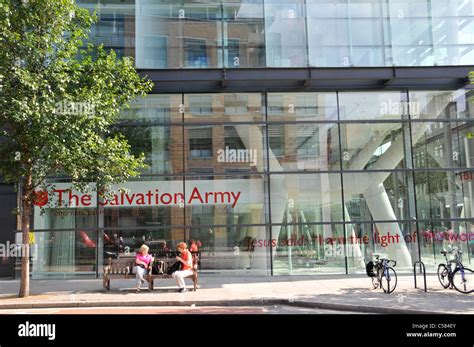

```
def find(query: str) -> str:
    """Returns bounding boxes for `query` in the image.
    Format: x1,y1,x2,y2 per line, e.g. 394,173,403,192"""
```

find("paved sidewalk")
0,274,472,314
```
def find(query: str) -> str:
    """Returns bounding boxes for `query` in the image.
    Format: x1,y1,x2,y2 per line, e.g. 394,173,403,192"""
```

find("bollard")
413,260,427,292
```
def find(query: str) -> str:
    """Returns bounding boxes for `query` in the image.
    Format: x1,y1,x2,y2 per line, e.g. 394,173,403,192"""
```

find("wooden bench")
103,253,199,292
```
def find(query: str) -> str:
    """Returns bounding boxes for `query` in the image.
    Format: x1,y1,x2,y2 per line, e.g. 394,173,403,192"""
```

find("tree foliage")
0,0,153,297
0,0,152,198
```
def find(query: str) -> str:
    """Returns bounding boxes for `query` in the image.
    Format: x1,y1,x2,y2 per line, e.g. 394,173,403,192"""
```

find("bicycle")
369,255,397,294
437,248,473,294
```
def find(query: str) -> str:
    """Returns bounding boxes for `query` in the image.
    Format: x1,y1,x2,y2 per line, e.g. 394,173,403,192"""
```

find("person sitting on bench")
134,244,153,293
172,242,194,293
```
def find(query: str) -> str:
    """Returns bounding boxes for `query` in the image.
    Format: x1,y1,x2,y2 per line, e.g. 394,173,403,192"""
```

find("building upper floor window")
128,0,474,69
184,38,209,68
189,95,213,115
189,127,213,158
224,95,248,115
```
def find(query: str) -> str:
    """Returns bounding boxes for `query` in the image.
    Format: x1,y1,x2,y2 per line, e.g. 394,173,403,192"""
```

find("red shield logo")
34,191,48,207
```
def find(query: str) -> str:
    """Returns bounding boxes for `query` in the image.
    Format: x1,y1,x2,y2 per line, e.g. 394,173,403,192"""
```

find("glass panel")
388,0,434,66
412,122,464,169
102,176,186,258
338,91,407,120
223,0,266,68
457,122,474,170
136,1,222,69
187,225,269,273
409,89,473,120
102,227,185,260
184,93,264,123
188,126,214,160
266,92,338,121
264,0,307,67
79,0,474,69
119,95,183,124
455,121,474,223
343,171,412,222
419,220,473,269
184,124,267,174
224,124,265,171
340,122,406,170
31,230,98,278
345,222,417,274
415,171,466,221
34,177,186,227
307,0,385,67
111,125,184,175
269,173,343,224
272,223,346,275
345,222,377,274
388,0,474,66
79,0,135,60
104,202,184,235
28,88,474,278
184,174,267,226
266,123,341,171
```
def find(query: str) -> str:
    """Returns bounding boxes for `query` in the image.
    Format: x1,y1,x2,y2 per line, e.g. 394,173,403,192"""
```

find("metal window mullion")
264,91,274,275
404,90,421,263
336,91,349,275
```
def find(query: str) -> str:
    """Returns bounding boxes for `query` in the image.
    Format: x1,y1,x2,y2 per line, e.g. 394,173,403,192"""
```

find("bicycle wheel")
452,267,473,294
437,264,450,289
380,267,397,294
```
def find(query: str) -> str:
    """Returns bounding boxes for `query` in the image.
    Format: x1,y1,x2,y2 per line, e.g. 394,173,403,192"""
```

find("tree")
0,0,153,297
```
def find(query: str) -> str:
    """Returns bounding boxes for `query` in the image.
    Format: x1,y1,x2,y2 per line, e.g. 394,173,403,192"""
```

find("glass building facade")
79,0,474,68
25,0,474,278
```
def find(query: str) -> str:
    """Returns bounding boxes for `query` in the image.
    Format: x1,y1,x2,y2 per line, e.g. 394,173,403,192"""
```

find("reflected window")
189,95,213,115
296,125,320,158
184,38,209,68
295,95,318,116
189,127,213,158
268,125,285,157
223,0,265,68
224,95,248,115
226,38,241,67
189,168,214,180
89,13,125,58
143,35,168,68
267,95,284,116
224,168,251,179
267,92,339,121
264,0,307,67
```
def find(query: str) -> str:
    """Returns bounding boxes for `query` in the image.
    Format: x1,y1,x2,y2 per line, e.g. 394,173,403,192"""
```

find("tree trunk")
18,176,32,298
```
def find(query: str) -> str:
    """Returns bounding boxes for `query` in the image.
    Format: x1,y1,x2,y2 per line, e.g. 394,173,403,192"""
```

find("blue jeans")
134,266,148,286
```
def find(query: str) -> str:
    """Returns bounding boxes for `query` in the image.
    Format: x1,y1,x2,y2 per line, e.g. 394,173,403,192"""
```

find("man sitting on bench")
172,242,194,293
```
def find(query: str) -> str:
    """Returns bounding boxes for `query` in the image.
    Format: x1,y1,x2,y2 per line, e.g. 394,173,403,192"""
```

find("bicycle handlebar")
374,257,396,267
441,248,463,263
441,248,462,255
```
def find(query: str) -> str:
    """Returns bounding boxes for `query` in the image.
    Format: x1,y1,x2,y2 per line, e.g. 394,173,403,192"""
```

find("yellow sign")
469,71,474,85
28,231,35,245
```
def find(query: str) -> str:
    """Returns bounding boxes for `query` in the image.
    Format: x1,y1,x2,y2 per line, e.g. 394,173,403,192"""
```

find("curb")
0,298,450,314
285,300,440,315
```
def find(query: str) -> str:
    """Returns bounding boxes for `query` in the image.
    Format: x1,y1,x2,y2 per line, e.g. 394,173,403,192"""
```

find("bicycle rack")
413,261,427,292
